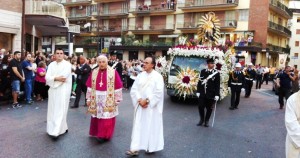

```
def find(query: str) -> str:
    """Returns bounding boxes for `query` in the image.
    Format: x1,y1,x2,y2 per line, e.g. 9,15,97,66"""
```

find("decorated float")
156,12,234,100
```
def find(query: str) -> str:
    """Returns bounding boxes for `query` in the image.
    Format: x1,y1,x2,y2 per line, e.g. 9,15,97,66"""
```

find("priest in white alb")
126,56,164,156
86,55,123,143
285,90,300,158
45,48,72,139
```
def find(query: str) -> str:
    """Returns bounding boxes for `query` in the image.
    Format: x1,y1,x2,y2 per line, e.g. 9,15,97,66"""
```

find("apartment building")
288,1,300,69
0,0,23,52
0,0,75,54
60,0,292,66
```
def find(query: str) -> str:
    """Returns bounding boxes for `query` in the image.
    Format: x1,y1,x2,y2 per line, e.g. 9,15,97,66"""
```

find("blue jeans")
25,79,33,101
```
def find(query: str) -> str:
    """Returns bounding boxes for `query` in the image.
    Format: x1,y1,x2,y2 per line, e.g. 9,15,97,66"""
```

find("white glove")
196,93,200,97
241,88,245,91
214,96,219,101
253,80,256,83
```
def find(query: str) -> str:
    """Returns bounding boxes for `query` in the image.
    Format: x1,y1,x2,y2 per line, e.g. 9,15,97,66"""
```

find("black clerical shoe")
229,107,235,110
96,138,108,143
145,151,155,155
204,122,209,127
235,107,239,109
70,105,79,108
197,120,204,126
49,135,59,140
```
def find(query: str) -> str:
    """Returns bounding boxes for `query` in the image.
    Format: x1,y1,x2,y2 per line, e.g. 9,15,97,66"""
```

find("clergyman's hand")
137,98,142,105
86,101,91,107
140,99,148,108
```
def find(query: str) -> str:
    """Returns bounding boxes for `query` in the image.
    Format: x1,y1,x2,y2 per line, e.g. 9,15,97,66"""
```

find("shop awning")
0,24,20,34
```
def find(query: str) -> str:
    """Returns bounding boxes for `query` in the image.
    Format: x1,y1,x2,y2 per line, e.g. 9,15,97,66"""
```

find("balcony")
177,20,237,33
267,43,290,54
68,13,89,21
178,0,239,12
129,5,175,16
60,0,92,7
99,9,128,19
79,25,126,37
25,0,69,36
268,21,291,37
269,0,292,19
94,0,126,3
69,24,81,34
127,24,175,34
235,41,262,52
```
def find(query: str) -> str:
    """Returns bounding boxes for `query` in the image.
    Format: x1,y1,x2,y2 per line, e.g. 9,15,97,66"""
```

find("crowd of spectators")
0,48,147,108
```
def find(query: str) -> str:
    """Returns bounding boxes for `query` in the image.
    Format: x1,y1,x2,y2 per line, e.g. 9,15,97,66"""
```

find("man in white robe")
126,57,164,156
46,49,72,139
285,90,300,158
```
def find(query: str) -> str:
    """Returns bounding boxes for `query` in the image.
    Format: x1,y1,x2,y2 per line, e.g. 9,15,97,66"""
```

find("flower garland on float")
165,12,233,100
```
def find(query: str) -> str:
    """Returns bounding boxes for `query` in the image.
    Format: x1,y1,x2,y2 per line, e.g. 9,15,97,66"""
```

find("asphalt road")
0,83,286,158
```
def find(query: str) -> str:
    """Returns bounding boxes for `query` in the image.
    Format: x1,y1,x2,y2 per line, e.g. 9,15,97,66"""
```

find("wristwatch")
146,98,150,104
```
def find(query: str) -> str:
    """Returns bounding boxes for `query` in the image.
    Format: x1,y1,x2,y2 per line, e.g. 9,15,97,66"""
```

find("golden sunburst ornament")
174,67,199,99
198,12,221,45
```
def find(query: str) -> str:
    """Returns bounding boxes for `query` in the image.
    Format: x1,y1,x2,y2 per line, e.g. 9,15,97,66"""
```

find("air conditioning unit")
79,6,83,10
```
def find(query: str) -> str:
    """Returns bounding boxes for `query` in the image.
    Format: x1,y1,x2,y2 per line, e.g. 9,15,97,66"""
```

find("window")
296,41,300,47
297,29,300,34
295,53,299,57
297,18,300,23
239,9,249,21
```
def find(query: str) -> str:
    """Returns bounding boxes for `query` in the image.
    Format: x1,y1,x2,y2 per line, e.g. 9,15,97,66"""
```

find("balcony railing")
235,41,262,47
123,41,174,47
100,9,128,15
81,25,127,33
267,43,290,54
269,0,292,18
61,0,91,3
129,5,175,12
177,20,237,28
68,13,88,19
128,24,175,30
69,25,81,34
268,21,291,36
177,0,239,8
25,0,67,22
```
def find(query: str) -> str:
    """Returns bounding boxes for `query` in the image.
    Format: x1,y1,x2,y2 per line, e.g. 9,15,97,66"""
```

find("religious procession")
1,2,300,157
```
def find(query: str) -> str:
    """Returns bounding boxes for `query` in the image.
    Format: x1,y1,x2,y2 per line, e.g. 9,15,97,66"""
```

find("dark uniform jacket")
244,68,256,80
197,69,220,99
228,70,245,88
75,63,91,84
108,60,123,77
